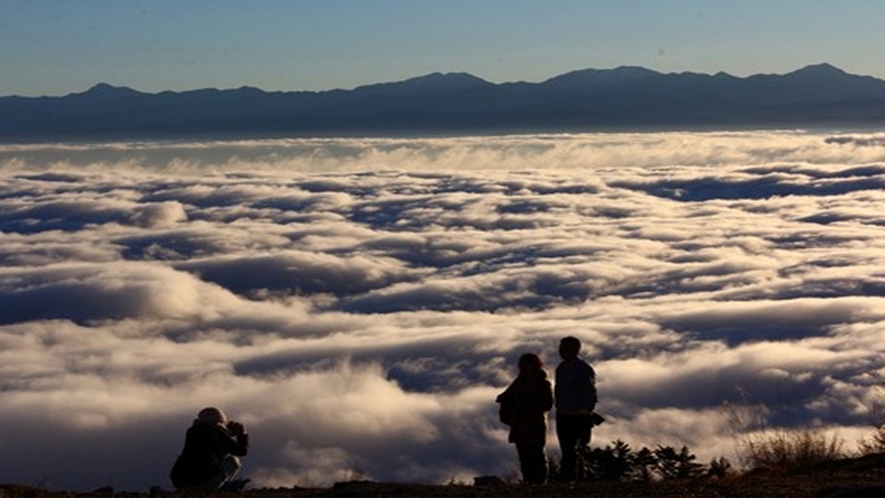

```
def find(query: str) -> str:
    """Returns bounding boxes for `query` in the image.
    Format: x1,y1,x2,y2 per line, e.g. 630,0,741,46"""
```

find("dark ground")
3,454,885,498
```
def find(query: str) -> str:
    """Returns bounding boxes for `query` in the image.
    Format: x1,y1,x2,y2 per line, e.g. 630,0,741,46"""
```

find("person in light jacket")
554,336,598,482
496,353,554,484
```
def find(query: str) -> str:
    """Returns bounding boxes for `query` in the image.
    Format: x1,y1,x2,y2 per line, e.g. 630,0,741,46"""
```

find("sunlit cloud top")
2,131,885,491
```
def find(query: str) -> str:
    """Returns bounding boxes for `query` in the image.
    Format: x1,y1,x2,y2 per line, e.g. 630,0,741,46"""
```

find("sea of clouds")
2,130,885,491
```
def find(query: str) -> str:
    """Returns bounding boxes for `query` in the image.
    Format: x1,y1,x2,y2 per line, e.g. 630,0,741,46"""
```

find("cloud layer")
2,131,885,491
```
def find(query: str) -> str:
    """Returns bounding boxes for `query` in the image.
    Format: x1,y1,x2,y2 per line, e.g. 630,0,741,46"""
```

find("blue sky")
2,0,884,96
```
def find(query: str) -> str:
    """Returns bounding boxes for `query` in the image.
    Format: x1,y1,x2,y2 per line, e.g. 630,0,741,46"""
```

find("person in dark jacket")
554,336,598,482
170,407,250,490
496,353,554,484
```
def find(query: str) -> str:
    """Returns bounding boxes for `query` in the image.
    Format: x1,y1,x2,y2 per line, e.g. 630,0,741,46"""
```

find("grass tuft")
723,393,845,473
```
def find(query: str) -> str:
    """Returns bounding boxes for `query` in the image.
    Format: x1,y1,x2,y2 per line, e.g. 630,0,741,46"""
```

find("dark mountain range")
2,63,885,141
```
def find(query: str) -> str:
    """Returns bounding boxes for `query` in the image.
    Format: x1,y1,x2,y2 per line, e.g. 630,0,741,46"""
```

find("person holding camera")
170,407,250,491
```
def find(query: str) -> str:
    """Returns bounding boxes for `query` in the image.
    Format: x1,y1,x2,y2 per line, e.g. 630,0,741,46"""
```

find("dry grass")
722,394,846,473
859,374,885,456
738,428,845,472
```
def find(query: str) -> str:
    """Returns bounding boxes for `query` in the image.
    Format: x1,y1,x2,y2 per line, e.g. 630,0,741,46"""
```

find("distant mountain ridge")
2,63,885,141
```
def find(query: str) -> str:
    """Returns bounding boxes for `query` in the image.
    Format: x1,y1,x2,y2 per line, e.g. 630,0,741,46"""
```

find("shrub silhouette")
652,445,705,479
631,446,657,481
548,439,727,482
584,440,634,480
707,456,733,479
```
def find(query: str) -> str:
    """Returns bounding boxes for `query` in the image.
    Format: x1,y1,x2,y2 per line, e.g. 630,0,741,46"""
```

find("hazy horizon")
2,130,885,491
4,1,885,97
0,61,859,99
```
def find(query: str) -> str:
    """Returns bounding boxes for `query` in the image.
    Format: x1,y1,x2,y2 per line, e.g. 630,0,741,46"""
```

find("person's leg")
516,442,547,484
556,414,580,481
578,415,593,448
219,455,242,484
575,416,593,479
198,455,242,490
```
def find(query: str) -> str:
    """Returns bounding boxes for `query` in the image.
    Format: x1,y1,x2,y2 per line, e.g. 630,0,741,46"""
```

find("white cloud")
1,131,885,491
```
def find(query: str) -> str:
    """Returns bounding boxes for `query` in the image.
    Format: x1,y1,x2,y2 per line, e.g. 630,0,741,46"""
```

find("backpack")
498,400,515,426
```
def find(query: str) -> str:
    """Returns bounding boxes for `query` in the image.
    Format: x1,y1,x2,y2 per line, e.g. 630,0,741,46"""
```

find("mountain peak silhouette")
80,83,142,98
3,63,885,140
353,72,492,94
543,66,661,86
789,62,845,76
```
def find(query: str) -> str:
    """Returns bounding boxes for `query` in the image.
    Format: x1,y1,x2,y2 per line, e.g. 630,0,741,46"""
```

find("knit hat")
197,407,227,424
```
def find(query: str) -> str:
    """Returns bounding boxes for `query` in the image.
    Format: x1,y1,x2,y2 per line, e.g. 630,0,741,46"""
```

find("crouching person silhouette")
170,407,250,491
496,353,554,484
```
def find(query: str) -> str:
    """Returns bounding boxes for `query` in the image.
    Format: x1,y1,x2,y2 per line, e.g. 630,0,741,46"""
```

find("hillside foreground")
3,453,885,498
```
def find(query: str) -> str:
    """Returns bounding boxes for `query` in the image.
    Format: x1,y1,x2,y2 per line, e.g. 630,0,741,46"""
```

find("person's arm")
220,422,250,456
584,364,598,408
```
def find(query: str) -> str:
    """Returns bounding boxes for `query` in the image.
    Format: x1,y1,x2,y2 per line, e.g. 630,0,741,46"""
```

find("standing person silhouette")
496,353,554,484
554,336,597,482
170,407,250,491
